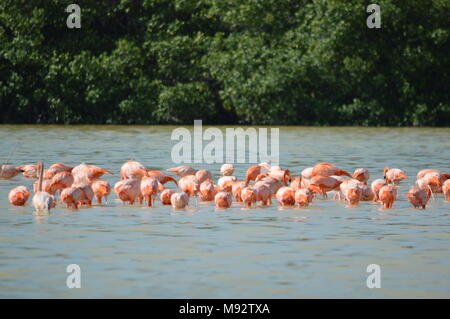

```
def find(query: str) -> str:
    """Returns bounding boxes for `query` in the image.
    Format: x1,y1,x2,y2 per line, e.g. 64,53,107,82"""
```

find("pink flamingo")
32,162,55,213
215,192,232,208
140,177,159,207
170,192,189,209
92,180,111,204
9,186,30,206
160,189,175,205
241,187,257,208
294,188,313,207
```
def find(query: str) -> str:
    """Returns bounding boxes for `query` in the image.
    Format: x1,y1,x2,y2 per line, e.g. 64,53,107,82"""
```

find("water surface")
0,125,449,298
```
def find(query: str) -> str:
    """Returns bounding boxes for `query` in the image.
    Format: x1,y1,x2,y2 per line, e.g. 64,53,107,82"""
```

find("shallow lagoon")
0,125,449,298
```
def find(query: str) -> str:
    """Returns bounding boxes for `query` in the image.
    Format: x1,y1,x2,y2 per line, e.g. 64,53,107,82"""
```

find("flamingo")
9,186,30,206
308,175,342,198
220,164,235,176
218,175,237,192
215,192,232,208
170,192,189,209
17,164,38,179
178,175,200,197
47,171,74,195
92,180,111,204
244,163,271,186
254,174,284,198
195,169,212,184
253,184,272,206
32,162,55,213
160,189,176,205
359,184,375,201
384,168,408,184
72,163,112,182
241,187,257,208
120,160,148,180
268,167,292,186
167,166,197,177
343,187,361,207
378,185,398,209
405,186,430,209
44,163,73,179
199,180,216,202
275,187,296,207
60,187,83,209
353,168,370,184
294,188,313,207
231,181,245,202
0,165,22,179
114,179,143,205
416,172,442,199
311,163,352,178
371,178,387,202
417,169,450,181
140,177,159,207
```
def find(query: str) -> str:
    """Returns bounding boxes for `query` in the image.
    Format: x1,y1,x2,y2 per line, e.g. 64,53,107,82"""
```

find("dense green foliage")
1,0,449,125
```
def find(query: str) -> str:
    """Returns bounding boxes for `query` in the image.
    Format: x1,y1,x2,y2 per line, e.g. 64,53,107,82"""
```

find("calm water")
0,125,449,298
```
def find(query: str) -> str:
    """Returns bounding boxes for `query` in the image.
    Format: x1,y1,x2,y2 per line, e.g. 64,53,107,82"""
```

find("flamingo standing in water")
220,164,234,176
92,180,111,204
371,178,387,202
9,186,30,206
114,179,143,205
215,192,232,208
241,187,257,208
170,192,189,209
140,177,159,207
353,168,370,184
178,175,200,197
0,165,22,179
160,189,175,205
343,186,361,207
294,188,313,207
253,183,272,206
384,168,408,184
120,160,148,180
60,187,83,209
32,162,55,213
405,186,430,209
378,185,398,209
199,180,216,201
276,187,296,207
231,181,245,202
308,175,342,198
17,164,38,179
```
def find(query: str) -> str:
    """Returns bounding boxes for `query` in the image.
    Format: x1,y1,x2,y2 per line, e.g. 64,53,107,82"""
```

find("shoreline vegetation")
1,1,449,126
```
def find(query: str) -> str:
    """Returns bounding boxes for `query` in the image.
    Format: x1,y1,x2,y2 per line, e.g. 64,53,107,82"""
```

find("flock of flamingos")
2,160,450,213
